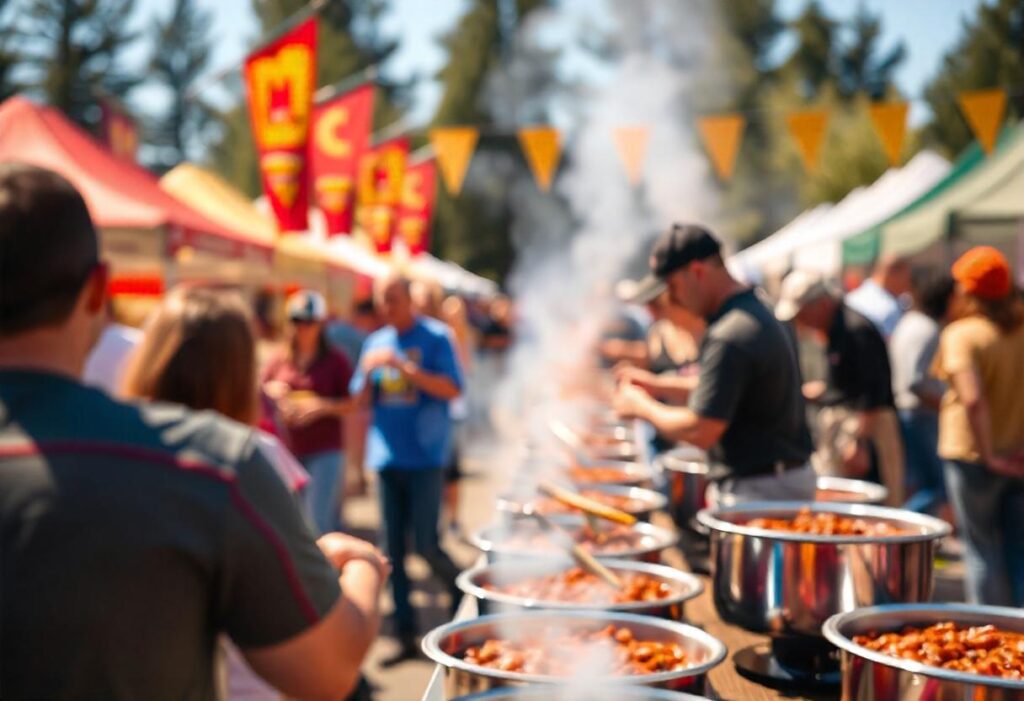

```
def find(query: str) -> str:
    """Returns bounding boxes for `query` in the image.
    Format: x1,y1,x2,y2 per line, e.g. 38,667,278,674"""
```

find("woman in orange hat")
932,246,1024,606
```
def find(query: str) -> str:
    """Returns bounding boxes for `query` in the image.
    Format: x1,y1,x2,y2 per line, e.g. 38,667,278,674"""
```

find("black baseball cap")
623,223,722,304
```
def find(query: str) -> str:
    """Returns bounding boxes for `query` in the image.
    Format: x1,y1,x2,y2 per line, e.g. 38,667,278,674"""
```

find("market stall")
843,121,1024,276
0,97,272,291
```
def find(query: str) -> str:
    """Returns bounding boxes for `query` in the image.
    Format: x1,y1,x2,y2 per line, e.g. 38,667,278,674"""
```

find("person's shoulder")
130,401,258,478
708,290,772,339
418,316,455,342
943,316,997,344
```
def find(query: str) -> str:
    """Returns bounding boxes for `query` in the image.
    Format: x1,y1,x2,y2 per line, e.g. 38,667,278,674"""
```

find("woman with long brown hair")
121,286,308,491
933,246,1024,607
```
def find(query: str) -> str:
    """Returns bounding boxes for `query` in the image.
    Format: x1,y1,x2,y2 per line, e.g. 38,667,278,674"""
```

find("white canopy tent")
728,151,951,279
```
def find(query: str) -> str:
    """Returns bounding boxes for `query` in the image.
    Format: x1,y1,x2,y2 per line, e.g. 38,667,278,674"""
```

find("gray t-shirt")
689,289,813,480
0,370,341,700
889,310,943,413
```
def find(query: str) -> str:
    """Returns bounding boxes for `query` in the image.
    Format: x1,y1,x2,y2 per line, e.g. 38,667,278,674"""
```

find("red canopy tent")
0,96,273,267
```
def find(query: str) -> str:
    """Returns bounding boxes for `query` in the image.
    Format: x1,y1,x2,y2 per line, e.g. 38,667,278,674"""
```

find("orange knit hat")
952,246,1012,300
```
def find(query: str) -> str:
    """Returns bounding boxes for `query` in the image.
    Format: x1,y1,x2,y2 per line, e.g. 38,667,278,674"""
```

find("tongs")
520,502,624,590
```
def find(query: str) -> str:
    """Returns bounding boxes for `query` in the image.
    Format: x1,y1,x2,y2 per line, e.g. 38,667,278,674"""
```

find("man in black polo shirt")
775,269,904,504
614,224,814,503
0,164,388,700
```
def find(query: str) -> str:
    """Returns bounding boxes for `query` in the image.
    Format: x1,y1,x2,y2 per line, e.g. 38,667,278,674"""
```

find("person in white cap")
263,289,357,534
775,268,904,504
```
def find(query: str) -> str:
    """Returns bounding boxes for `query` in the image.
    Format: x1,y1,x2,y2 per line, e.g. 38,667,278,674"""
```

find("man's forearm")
635,394,701,443
406,365,460,400
648,374,697,403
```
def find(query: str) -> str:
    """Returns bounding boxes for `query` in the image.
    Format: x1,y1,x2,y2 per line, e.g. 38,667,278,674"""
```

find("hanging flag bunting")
696,114,745,181
785,109,830,173
98,99,139,162
957,88,1007,154
517,126,560,192
868,101,909,166
612,126,650,185
309,83,375,236
429,127,478,195
396,158,438,256
244,17,317,233
356,136,410,254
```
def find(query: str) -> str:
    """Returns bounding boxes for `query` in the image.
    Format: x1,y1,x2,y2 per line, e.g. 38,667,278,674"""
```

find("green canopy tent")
843,121,1024,268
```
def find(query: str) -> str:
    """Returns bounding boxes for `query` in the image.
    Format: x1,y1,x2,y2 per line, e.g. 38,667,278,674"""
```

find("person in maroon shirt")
264,290,355,534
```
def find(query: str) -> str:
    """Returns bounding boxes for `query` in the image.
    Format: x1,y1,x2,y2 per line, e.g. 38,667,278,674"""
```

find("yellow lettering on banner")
868,102,909,166
957,88,1008,155
517,126,561,192
315,106,352,158
785,109,830,174
429,127,479,195
248,45,313,149
696,114,745,181
612,126,650,185
401,170,426,209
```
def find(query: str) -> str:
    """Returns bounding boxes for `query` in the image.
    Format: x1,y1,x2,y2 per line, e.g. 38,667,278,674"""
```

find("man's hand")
803,380,827,402
360,348,399,373
614,364,659,392
316,532,391,580
613,382,652,420
841,437,870,476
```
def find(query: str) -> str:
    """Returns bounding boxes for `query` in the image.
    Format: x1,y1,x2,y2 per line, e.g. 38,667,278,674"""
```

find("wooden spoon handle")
537,481,637,526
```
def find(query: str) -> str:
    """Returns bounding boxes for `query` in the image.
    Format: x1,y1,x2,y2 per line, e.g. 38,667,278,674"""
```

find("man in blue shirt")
351,273,463,664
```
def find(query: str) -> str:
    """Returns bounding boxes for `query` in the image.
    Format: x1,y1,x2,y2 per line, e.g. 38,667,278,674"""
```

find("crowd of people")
0,164,512,699
3,162,1023,699
611,223,1024,609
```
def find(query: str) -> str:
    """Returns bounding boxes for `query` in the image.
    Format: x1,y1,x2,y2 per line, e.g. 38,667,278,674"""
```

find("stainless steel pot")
457,558,703,621
453,685,709,700
695,502,951,639
566,460,655,488
470,516,678,564
495,485,668,524
422,610,727,697
823,604,1024,701
656,448,708,533
815,476,888,505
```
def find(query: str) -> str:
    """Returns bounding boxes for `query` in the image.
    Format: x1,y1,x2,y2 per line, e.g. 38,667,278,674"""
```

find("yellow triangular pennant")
517,126,561,192
785,109,830,173
696,114,745,181
612,125,650,185
957,88,1007,154
428,127,479,195
868,101,909,166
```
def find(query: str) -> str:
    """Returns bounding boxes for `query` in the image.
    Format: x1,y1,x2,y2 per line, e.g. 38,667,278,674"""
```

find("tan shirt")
933,315,1024,463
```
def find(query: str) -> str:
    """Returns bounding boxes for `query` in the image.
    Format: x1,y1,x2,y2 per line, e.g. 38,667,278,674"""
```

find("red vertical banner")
356,136,409,254
244,18,317,233
99,100,138,161
396,158,437,257
309,83,374,236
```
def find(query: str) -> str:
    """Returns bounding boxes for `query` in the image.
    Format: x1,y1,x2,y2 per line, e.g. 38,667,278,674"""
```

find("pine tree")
782,0,837,99
147,0,216,169
0,0,20,101
923,0,1024,155
836,4,905,100
428,0,551,280
16,0,139,127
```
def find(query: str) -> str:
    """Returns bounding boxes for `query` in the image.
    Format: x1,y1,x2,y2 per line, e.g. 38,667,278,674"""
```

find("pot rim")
822,603,1024,689
469,518,679,559
421,610,728,686
456,557,704,612
495,485,669,516
696,501,951,544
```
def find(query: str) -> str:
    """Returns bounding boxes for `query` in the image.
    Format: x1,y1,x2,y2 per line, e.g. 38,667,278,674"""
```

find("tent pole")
944,211,958,267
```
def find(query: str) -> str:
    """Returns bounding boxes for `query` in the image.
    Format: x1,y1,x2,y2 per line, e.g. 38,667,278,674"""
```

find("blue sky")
128,0,986,126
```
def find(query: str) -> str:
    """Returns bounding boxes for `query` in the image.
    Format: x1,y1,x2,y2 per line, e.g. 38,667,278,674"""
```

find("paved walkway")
348,457,500,701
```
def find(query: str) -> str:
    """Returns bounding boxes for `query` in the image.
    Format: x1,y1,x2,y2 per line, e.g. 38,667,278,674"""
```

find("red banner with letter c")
396,158,437,257
309,83,374,236
244,18,317,234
